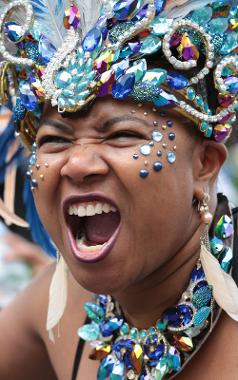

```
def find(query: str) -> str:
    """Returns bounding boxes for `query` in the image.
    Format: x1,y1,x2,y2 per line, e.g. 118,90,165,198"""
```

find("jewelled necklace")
78,213,234,380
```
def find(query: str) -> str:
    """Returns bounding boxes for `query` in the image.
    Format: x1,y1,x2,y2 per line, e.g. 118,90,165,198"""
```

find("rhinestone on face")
152,130,163,142
167,151,176,164
140,144,152,156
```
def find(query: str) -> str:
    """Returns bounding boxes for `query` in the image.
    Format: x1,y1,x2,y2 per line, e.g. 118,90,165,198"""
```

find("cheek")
30,152,65,234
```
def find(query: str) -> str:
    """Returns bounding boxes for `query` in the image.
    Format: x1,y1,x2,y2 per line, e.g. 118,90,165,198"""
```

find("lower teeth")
76,233,106,252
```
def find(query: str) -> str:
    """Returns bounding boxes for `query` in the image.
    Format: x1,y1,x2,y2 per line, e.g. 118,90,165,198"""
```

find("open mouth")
64,196,121,263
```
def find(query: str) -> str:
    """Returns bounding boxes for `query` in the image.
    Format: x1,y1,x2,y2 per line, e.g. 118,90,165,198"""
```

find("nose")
60,142,109,184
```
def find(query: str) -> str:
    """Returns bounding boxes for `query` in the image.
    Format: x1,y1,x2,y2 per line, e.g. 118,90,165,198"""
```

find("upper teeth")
68,202,117,217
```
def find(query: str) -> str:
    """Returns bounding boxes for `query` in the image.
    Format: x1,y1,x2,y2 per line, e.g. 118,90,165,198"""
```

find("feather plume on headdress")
76,0,102,37
30,0,67,47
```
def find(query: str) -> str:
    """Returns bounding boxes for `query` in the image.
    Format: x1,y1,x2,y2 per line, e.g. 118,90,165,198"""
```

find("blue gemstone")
220,247,233,273
208,17,229,35
26,171,31,180
112,73,135,99
82,27,102,52
192,286,212,308
177,304,193,325
113,0,139,20
191,266,205,281
140,169,149,178
163,307,180,327
4,21,23,42
112,59,130,80
153,161,163,172
155,0,166,15
31,179,38,188
98,294,108,305
167,347,181,371
147,344,164,360
193,280,208,293
14,97,26,122
167,72,189,90
100,318,123,337
38,35,56,64
168,132,175,141
19,81,38,111
132,4,148,21
112,339,134,352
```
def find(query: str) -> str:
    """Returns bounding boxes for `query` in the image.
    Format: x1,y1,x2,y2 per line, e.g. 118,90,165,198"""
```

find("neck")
113,224,203,329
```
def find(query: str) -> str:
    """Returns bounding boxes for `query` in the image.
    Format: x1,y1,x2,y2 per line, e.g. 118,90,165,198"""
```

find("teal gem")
151,17,173,36
220,247,233,273
120,323,129,335
208,17,229,34
167,347,181,372
85,72,96,83
210,236,224,256
109,362,125,380
55,71,72,88
140,35,162,55
156,320,167,332
85,58,93,73
204,126,213,138
66,98,77,106
77,322,100,341
75,81,88,92
130,327,139,339
58,96,66,109
62,89,74,97
72,73,84,83
75,90,90,101
220,31,238,54
139,329,147,339
132,81,161,102
200,121,209,132
126,59,147,81
154,358,170,380
221,66,233,77
192,286,212,309
154,91,178,107
97,355,116,380
84,302,105,323
187,87,196,101
194,307,211,327
195,95,204,108
190,6,213,25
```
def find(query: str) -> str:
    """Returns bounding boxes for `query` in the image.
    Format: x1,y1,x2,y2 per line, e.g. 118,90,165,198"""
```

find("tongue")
84,212,120,244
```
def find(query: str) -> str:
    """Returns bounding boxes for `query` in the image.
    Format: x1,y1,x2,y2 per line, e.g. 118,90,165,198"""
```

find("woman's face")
33,98,201,293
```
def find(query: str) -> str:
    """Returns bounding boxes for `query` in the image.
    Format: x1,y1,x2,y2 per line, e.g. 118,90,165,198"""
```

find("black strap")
71,316,90,380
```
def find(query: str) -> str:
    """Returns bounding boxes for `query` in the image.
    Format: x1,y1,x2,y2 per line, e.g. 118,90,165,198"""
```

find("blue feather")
23,178,57,257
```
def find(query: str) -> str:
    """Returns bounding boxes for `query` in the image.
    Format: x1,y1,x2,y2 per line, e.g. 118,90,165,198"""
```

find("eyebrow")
96,115,151,133
39,118,73,134
39,115,151,135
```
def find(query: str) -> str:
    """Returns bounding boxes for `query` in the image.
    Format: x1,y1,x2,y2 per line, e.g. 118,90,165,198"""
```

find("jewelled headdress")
0,0,237,147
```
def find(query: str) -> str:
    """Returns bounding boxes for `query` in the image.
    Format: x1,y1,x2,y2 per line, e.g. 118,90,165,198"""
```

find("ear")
192,141,227,200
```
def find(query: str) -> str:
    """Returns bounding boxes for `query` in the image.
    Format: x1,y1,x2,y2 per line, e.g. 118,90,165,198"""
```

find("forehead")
41,97,195,134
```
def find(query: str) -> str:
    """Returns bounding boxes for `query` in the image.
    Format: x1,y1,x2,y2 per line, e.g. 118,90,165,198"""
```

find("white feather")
30,0,67,47
162,0,217,20
46,254,68,342
200,244,238,322
76,0,102,37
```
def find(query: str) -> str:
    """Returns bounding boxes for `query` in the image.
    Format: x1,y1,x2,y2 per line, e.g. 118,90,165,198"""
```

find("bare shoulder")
0,263,92,380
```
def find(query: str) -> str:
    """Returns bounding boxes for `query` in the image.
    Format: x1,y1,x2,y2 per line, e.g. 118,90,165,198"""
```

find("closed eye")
37,135,71,147
108,131,145,139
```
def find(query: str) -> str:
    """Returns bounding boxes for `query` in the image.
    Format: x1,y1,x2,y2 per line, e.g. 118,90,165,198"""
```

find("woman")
0,0,237,379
